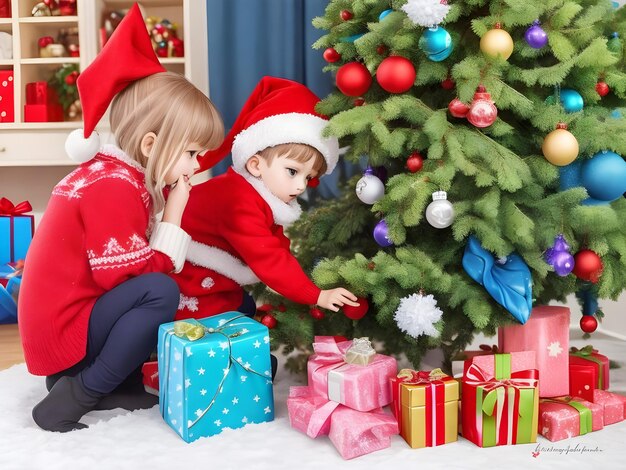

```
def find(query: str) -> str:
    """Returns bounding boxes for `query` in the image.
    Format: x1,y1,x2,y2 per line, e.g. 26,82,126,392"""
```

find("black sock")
94,381,158,411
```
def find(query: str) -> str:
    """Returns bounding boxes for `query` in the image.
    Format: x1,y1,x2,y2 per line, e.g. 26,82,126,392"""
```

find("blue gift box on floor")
158,312,274,443
0,198,34,265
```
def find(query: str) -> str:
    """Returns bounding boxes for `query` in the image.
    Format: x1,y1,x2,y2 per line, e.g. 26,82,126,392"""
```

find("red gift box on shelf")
24,82,64,122
25,82,58,105
0,70,14,123
569,345,609,390
538,396,604,442
0,0,10,18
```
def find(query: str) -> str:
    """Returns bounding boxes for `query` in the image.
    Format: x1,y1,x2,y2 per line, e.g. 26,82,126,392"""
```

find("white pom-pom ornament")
402,0,451,27
394,292,443,338
65,129,101,163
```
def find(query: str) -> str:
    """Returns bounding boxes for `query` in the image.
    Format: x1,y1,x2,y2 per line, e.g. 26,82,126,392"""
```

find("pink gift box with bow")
307,336,397,412
539,397,604,442
593,390,625,425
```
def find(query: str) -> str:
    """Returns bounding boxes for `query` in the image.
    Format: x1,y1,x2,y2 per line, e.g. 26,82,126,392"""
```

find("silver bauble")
355,173,385,205
425,191,454,228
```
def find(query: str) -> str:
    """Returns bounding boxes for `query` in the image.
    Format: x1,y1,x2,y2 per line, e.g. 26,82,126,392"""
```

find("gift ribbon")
0,198,32,216
344,337,376,365
160,315,270,431
392,368,453,446
465,360,538,446
309,336,356,404
540,397,592,436
570,346,605,389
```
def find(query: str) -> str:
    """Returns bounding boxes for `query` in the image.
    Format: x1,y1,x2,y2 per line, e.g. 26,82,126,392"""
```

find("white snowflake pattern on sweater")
88,234,153,270
179,294,199,312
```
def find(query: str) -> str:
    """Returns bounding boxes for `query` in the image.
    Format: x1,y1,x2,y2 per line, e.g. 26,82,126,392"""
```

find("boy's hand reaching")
317,288,359,312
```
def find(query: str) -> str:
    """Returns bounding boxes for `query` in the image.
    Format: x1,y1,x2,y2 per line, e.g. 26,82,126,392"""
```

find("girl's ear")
245,154,263,177
140,132,157,159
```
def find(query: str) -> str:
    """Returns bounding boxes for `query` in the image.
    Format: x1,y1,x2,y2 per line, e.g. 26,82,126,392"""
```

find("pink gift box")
287,386,337,438
539,397,604,442
328,405,398,460
307,336,397,412
468,350,536,377
593,390,625,425
498,305,570,397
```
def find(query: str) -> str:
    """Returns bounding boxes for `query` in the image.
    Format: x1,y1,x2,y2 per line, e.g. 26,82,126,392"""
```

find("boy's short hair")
257,143,327,176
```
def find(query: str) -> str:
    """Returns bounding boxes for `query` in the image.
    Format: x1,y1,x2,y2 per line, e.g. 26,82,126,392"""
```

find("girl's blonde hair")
110,71,224,214
258,143,327,176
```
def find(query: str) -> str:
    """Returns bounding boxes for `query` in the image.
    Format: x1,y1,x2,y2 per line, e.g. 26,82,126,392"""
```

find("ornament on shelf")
373,219,393,247
309,307,325,320
394,292,443,338
32,0,59,16
466,85,498,128
580,315,598,333
146,17,184,58
544,234,575,276
419,26,453,61
336,62,372,97
406,152,424,173
560,88,584,113
376,56,416,93
596,80,610,97
448,97,470,118
462,235,533,324
441,76,455,90
340,9,353,21
58,0,77,16
260,313,277,329
480,23,514,60
542,122,579,166
355,167,385,204
524,20,548,49
401,0,451,28
572,249,603,283
425,191,454,228
323,47,340,63
343,297,369,320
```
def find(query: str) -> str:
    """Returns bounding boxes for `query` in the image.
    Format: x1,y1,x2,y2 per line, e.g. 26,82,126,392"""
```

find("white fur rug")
1,332,625,470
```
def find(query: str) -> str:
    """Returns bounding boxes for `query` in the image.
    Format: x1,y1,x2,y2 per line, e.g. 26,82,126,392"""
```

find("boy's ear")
246,154,263,177
140,132,157,159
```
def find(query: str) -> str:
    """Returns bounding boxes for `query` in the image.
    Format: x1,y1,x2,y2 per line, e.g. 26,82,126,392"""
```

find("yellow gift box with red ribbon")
390,368,459,448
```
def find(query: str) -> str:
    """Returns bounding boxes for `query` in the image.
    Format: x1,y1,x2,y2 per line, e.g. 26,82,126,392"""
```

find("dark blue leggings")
46,273,179,394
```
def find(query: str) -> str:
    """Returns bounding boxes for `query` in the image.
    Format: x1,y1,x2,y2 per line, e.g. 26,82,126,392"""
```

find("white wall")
2,165,625,337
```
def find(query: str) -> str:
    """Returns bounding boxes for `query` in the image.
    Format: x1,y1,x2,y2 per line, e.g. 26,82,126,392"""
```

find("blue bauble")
581,151,626,202
560,89,584,113
559,162,606,205
379,9,392,21
419,26,452,56
428,44,453,62
611,109,622,119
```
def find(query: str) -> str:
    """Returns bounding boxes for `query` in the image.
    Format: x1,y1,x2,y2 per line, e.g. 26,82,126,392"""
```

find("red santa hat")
199,76,339,175
65,3,166,163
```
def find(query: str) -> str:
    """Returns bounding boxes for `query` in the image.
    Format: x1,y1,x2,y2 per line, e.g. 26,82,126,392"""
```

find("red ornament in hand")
343,297,369,320
467,85,497,128
580,315,598,333
572,249,603,283
309,307,325,320
323,47,340,63
406,152,424,172
336,62,372,97
448,98,470,118
260,313,277,329
376,56,416,93
596,81,610,97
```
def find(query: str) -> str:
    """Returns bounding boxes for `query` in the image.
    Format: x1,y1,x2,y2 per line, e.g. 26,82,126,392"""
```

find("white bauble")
425,191,454,228
355,173,385,205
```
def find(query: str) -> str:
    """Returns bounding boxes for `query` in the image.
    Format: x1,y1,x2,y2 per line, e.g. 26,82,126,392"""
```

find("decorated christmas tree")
252,0,626,372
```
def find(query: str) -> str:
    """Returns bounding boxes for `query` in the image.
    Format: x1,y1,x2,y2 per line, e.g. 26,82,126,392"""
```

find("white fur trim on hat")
231,113,339,175
186,241,260,286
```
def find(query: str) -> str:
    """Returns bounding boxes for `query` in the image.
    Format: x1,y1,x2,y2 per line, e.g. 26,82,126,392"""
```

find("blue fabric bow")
462,236,533,324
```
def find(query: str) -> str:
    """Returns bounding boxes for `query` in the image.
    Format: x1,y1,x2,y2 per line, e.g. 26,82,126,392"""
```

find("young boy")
172,76,359,319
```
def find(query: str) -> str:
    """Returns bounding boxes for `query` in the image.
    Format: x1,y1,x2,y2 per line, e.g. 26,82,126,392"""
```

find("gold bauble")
542,128,579,166
480,27,514,60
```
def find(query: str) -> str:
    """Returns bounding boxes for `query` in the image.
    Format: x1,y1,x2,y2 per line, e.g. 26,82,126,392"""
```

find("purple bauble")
373,219,393,247
524,20,548,49
552,250,575,276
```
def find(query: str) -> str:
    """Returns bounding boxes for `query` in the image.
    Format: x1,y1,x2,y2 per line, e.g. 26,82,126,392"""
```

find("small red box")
24,104,64,122
0,70,14,123
25,81,59,105
0,0,11,18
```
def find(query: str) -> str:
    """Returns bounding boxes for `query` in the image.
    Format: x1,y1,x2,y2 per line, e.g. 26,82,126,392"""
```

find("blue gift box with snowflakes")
158,312,274,443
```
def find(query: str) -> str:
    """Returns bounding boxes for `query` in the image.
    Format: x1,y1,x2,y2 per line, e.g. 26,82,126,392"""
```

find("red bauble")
376,44,388,55
336,62,372,97
260,313,277,329
323,47,341,63
441,77,455,90
580,315,598,333
342,297,369,320
340,10,353,21
596,81,610,97
64,71,78,85
406,152,424,172
572,249,604,283
354,98,365,106
448,98,470,118
256,303,274,313
467,85,498,128
38,36,54,48
309,307,325,320
376,56,416,93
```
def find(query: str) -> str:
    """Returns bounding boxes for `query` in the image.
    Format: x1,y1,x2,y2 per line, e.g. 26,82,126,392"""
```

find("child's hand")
162,174,192,226
317,288,359,312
